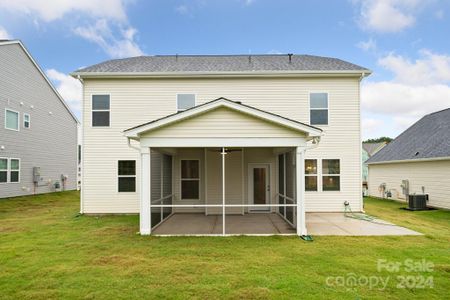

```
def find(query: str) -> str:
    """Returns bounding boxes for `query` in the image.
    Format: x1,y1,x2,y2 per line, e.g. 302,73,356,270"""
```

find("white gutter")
367,156,450,165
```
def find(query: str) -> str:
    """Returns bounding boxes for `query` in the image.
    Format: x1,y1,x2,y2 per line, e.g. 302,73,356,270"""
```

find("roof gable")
125,98,322,139
367,108,450,164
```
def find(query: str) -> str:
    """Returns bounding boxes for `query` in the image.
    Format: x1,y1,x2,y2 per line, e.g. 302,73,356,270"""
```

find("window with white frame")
0,158,7,183
310,93,328,125
118,160,136,192
0,158,20,183
180,160,199,200
10,159,20,183
5,109,19,131
23,113,30,128
92,95,110,127
305,159,317,191
177,94,195,112
322,159,340,191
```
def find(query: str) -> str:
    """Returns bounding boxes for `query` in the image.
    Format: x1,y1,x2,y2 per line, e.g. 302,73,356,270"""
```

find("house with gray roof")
0,40,78,198
367,108,450,209
71,53,371,236
362,142,387,194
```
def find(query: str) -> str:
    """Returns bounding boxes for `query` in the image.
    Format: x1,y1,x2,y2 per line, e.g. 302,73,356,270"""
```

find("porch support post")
296,146,307,236
140,147,151,235
221,147,226,236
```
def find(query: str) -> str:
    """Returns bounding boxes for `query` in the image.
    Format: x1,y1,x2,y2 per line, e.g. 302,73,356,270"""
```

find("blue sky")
1,0,450,139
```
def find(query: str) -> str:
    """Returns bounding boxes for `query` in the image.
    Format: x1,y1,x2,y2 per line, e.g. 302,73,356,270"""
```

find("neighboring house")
367,108,450,209
71,54,371,236
362,142,387,195
0,40,78,198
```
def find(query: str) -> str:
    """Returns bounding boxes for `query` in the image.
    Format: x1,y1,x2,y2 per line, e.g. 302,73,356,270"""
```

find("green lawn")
0,191,449,299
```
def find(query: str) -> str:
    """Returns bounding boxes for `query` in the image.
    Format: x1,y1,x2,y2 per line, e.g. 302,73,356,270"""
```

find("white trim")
176,93,197,113
248,163,271,212
140,148,151,235
367,156,450,165
91,94,111,128
23,113,31,129
308,92,329,126
296,147,307,236
4,108,20,131
125,98,322,138
0,40,79,124
140,137,307,148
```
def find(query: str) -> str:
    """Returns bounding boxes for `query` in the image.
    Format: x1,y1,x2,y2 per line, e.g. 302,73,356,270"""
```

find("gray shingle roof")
367,108,450,164
73,54,369,74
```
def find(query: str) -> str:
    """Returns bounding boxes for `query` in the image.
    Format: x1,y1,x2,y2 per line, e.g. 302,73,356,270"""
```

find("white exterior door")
248,164,270,211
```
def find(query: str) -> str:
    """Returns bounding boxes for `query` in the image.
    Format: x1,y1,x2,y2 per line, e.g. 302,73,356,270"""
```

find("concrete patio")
152,212,421,236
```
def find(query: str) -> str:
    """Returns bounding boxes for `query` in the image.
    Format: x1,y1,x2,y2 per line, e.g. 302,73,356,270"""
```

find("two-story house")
0,40,78,198
72,54,370,236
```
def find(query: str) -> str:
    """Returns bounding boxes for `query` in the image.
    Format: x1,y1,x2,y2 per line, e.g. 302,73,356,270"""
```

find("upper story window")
310,93,328,125
23,113,30,128
5,109,19,131
92,95,110,127
322,159,340,191
177,94,195,113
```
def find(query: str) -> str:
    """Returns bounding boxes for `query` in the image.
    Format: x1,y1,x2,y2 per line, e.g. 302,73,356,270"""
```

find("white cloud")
362,118,384,136
435,9,444,20
46,69,82,115
73,20,143,58
0,0,127,22
354,0,425,33
0,25,10,39
357,38,377,52
175,5,190,15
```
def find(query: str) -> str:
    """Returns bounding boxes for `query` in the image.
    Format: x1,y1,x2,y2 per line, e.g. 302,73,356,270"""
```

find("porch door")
248,164,270,211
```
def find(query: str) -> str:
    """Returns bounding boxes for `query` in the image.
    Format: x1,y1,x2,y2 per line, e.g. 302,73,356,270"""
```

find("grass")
0,191,449,299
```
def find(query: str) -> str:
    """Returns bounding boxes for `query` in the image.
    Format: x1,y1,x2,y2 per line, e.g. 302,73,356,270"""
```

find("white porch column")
296,146,307,236
140,147,151,235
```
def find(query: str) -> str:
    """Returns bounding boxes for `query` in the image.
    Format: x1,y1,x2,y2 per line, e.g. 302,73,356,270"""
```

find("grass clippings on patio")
0,191,449,299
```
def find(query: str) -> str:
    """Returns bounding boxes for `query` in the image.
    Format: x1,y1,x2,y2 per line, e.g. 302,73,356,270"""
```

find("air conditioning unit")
408,194,429,211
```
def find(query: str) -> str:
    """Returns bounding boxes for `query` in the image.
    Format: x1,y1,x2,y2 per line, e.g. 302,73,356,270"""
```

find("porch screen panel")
285,151,295,224
162,154,173,219
151,151,162,227
278,154,285,215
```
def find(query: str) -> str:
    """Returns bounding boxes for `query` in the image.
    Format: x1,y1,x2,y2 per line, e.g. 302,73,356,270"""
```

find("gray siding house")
0,40,78,198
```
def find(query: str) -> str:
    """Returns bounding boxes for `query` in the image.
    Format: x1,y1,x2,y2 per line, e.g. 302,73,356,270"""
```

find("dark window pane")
305,159,317,174
92,95,110,109
92,111,110,127
286,206,294,224
310,110,328,125
151,209,162,227
118,177,136,192
0,159,7,169
305,176,317,191
310,93,328,108
323,176,340,191
181,180,199,199
10,171,19,183
181,160,199,179
323,159,340,174
118,160,136,175
278,154,284,194
10,159,19,170
0,171,6,183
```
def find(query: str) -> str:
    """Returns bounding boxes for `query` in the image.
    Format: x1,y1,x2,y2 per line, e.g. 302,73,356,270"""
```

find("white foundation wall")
82,77,361,213
368,160,450,210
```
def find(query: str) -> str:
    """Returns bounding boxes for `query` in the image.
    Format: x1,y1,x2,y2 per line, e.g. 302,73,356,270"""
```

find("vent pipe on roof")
248,55,251,64
175,54,178,62
288,53,293,63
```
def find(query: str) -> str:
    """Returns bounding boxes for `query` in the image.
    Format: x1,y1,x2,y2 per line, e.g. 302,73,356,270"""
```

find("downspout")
76,75,84,214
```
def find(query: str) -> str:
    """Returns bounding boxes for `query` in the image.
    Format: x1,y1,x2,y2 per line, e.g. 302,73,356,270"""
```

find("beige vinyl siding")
143,107,302,138
368,160,450,209
82,77,361,213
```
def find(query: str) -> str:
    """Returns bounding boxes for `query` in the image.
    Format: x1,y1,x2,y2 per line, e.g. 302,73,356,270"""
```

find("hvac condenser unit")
408,194,429,211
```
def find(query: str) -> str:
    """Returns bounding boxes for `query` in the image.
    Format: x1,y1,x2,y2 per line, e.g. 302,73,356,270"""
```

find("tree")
363,137,393,143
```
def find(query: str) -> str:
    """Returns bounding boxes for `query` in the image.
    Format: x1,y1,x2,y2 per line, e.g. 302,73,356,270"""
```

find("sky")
1,0,450,140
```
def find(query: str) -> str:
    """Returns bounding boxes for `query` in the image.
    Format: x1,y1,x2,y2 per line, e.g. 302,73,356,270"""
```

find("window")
118,160,136,192
322,159,340,191
305,159,317,191
10,159,20,183
0,158,20,183
181,160,199,200
92,95,110,127
23,113,30,128
177,94,195,112
310,93,328,125
0,158,7,183
5,109,19,131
